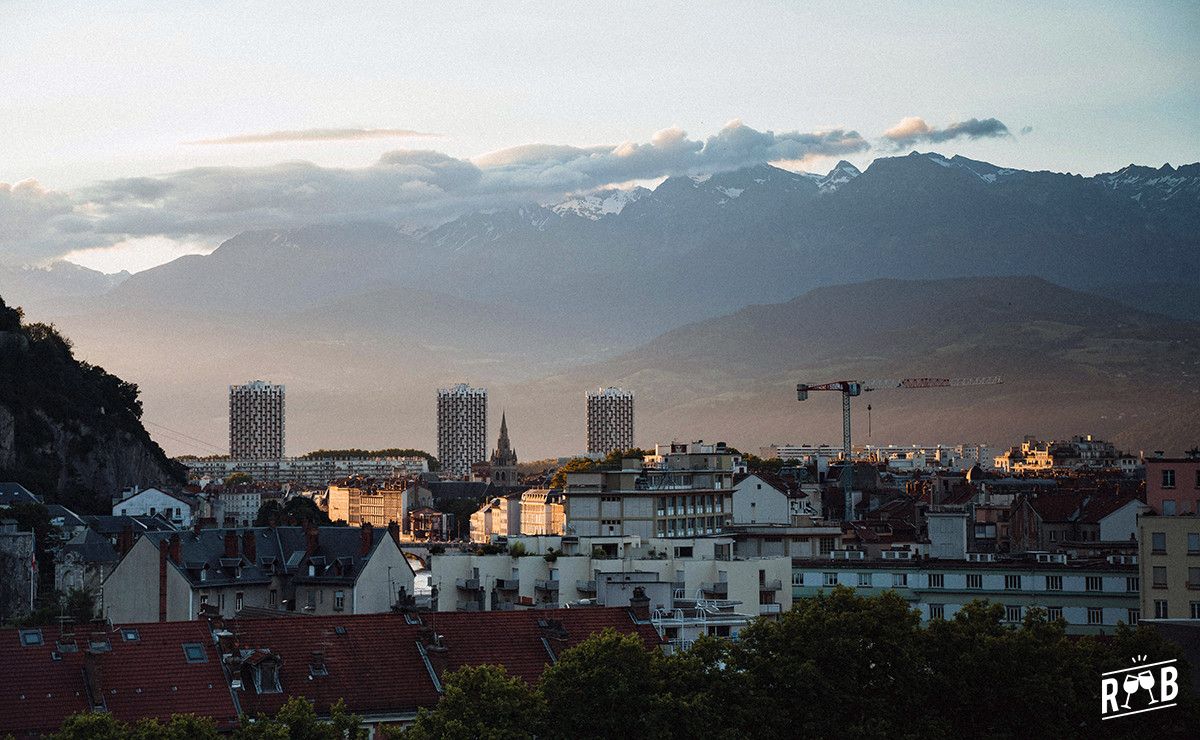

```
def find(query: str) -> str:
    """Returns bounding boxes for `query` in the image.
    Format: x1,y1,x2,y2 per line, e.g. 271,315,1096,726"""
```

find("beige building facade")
1139,513,1200,620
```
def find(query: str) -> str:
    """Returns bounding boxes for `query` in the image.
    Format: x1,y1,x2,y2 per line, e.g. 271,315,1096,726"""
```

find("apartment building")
431,534,791,618
586,387,634,455
1145,455,1200,515
229,380,285,460
793,551,1140,634
994,435,1137,474
437,384,487,478
1138,514,1200,620
101,524,414,622
564,442,737,539
182,455,429,487
112,487,196,528
469,495,521,544
519,488,565,536
327,480,407,527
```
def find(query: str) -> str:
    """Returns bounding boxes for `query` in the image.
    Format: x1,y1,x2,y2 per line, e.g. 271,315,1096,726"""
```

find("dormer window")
255,659,282,693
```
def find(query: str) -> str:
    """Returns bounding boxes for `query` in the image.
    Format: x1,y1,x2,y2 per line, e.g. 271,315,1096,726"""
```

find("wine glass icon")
1139,669,1158,704
1121,672,1141,709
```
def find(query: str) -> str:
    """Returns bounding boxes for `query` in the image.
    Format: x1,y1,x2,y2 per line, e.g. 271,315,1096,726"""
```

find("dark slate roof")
0,483,41,506
425,480,492,501
61,528,120,564
81,514,176,537
45,505,86,530
0,621,238,738
144,526,408,588
230,607,663,719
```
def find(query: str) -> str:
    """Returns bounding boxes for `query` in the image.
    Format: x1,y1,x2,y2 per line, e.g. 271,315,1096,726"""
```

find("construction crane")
796,376,1002,520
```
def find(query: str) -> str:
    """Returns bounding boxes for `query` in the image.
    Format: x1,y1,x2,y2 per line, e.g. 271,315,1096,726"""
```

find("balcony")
759,603,783,615
455,578,482,591
535,579,560,592
576,580,596,593
701,582,728,597
759,579,783,592
495,578,519,591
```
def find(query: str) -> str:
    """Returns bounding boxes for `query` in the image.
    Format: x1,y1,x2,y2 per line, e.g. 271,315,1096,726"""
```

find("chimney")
224,531,239,559
629,586,651,621
117,525,134,556
387,520,400,545
305,522,319,555
242,530,256,562
168,534,182,564
360,522,374,556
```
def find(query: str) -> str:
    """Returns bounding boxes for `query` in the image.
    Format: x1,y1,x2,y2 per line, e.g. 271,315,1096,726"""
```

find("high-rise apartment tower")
437,383,488,478
586,387,634,455
229,380,286,460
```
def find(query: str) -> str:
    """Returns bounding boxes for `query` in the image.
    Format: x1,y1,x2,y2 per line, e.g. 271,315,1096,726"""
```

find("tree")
130,715,220,739
548,457,597,489
539,629,664,739
396,665,544,739
602,448,651,466
254,497,332,527
235,697,366,740
225,471,253,486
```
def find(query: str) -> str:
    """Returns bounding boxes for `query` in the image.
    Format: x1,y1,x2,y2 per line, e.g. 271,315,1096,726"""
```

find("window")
792,571,802,586
199,594,208,605
1155,600,1169,619
182,643,207,663
823,572,838,587
307,590,316,608
1086,576,1103,592
256,662,282,693
121,628,140,642
1046,575,1063,591
1005,574,1021,590
1164,500,1177,516
1005,605,1023,623
819,537,835,555
218,593,225,610
235,592,244,612
1087,607,1103,625
1192,602,1200,620
1189,533,1200,554
19,629,43,647
1127,576,1140,593
892,573,908,588
967,574,983,589
1153,566,1168,588
1127,608,1140,625
929,603,945,620
335,591,345,611
269,589,277,607
858,572,872,588
1047,606,1063,622
1049,530,1058,542
1189,568,1200,588
928,573,944,589
1152,532,1167,553
1162,469,1176,488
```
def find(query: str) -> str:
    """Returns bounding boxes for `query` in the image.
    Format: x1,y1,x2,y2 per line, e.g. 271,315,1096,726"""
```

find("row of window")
1151,600,1200,619
1149,531,1200,554
925,604,1133,626
807,572,1137,592
1158,468,1200,489
198,589,346,612
1150,565,1200,588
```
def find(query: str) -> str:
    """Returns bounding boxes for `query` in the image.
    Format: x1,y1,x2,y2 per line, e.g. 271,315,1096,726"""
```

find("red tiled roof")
1029,492,1088,523
0,621,238,738
230,607,661,720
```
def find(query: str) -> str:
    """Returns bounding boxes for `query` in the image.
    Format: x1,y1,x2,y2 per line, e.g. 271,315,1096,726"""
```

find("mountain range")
2,151,1197,458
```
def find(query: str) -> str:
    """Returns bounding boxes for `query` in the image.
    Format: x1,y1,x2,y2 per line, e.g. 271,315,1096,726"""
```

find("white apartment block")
437,384,487,478
182,456,429,487
586,387,634,455
229,380,285,460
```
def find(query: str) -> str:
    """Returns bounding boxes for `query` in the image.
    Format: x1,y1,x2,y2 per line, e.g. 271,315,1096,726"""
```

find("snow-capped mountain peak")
552,186,650,220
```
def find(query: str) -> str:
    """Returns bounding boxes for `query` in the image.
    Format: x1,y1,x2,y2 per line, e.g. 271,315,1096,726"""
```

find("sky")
1,0,1197,274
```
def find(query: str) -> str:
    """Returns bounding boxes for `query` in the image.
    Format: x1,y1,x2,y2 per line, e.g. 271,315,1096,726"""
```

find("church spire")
498,411,511,452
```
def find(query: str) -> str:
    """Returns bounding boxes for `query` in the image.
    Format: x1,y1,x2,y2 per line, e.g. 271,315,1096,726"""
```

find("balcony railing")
759,603,783,615
576,580,596,593
455,578,481,591
495,578,519,590
701,582,728,596
759,579,783,591
535,579,560,592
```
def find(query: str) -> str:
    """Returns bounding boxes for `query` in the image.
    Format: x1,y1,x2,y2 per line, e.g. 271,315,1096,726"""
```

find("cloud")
883,116,1011,148
2,121,870,269
186,128,441,145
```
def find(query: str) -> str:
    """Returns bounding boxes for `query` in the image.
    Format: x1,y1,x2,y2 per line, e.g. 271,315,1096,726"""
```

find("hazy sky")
2,0,1197,273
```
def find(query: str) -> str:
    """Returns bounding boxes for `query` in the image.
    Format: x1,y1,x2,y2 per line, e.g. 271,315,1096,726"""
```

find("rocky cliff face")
0,297,183,512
